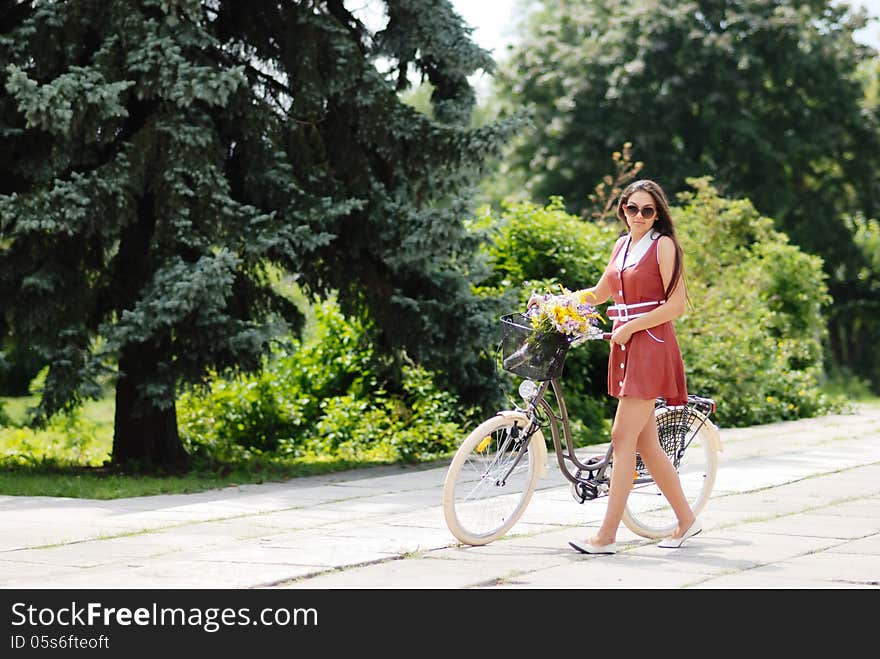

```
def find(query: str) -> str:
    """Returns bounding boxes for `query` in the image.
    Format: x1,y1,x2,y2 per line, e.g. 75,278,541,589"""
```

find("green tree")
498,0,880,389
0,0,517,468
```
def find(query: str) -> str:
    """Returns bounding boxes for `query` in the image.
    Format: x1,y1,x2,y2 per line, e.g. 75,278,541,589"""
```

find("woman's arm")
573,236,626,304
610,236,686,344
528,237,622,308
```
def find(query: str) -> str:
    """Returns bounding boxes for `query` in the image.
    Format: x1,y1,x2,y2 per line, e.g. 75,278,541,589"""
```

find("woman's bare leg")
588,397,655,546
635,417,696,539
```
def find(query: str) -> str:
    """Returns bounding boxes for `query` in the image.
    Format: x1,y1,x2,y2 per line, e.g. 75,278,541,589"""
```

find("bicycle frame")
531,379,612,485
515,377,716,498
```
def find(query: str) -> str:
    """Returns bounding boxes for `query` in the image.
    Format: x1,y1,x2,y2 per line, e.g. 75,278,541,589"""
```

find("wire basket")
499,313,571,381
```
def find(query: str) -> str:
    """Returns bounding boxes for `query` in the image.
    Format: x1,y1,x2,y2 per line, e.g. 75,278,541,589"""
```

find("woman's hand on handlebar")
610,323,635,346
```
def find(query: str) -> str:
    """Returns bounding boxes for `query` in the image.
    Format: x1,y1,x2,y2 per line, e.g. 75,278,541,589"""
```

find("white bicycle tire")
443,414,539,546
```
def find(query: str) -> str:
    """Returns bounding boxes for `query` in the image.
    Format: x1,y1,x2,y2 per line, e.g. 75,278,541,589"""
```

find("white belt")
607,300,664,321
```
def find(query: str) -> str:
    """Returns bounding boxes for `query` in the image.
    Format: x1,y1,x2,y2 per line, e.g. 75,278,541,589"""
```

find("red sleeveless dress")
605,234,688,405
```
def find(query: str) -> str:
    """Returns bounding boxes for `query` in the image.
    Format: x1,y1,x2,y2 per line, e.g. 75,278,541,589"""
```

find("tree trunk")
111,340,189,469
108,185,190,469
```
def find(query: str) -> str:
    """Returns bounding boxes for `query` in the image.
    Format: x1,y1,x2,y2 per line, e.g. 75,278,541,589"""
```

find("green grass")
0,458,402,499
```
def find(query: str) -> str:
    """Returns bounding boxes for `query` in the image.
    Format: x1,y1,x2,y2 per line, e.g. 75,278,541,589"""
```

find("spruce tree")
0,0,515,467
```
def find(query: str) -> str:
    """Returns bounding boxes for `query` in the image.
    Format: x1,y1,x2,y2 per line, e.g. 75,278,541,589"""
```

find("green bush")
478,196,619,296
307,365,464,462
178,297,471,465
675,178,843,426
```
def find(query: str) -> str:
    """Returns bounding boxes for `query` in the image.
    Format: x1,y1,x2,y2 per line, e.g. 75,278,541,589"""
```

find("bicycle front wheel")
622,409,718,539
443,415,539,546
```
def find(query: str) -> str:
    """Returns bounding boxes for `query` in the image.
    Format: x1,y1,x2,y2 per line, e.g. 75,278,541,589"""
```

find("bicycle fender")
693,411,723,453
497,411,548,478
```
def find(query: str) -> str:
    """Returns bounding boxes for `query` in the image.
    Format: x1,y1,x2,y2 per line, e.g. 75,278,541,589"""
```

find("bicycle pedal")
571,481,598,502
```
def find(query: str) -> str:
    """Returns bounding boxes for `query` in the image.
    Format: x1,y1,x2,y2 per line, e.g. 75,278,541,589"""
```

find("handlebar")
571,328,612,346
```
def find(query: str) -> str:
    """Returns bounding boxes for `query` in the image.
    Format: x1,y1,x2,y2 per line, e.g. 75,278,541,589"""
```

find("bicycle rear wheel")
443,415,539,546
622,408,718,539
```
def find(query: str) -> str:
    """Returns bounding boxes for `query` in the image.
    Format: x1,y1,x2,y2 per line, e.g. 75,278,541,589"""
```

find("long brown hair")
616,179,685,300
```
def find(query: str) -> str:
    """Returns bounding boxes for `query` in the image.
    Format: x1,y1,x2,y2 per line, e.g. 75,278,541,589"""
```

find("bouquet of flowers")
525,287,604,338
502,287,604,376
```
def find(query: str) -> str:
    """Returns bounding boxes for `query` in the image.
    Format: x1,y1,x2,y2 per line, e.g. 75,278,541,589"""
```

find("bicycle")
442,312,722,546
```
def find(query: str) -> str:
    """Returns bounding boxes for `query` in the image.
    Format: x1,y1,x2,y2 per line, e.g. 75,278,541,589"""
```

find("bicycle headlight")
518,379,539,402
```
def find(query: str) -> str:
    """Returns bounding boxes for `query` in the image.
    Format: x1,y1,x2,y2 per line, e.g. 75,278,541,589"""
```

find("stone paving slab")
718,551,880,587
289,555,502,589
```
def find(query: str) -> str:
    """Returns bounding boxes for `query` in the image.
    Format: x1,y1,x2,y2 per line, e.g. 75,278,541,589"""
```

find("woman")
565,179,700,554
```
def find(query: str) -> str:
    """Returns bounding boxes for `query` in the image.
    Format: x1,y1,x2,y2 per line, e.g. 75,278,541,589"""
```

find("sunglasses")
622,203,657,220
